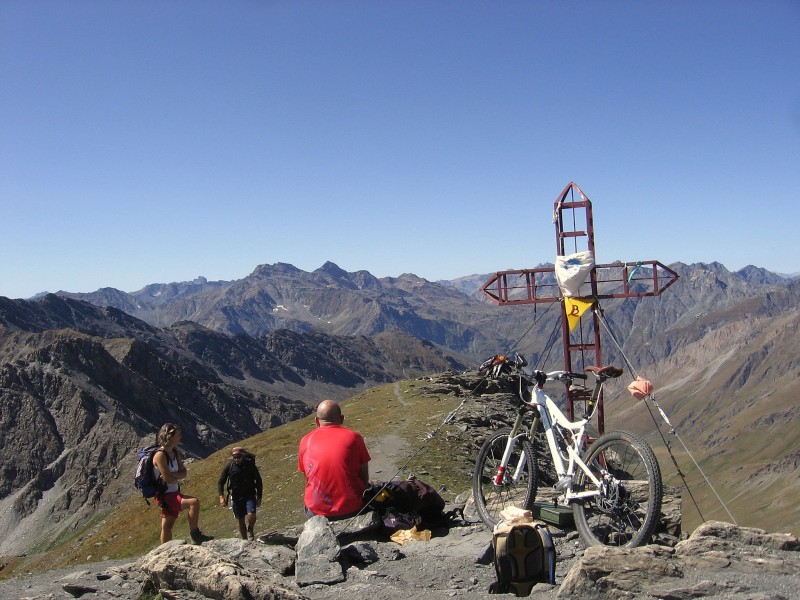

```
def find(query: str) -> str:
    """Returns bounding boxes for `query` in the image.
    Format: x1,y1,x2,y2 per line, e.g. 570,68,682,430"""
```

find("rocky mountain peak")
736,264,787,285
251,262,304,277
315,261,349,278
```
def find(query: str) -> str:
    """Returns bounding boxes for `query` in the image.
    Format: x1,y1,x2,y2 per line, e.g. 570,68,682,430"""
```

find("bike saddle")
585,365,623,378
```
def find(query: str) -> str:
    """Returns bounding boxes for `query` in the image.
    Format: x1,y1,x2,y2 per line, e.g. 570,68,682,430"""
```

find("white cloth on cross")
555,251,595,297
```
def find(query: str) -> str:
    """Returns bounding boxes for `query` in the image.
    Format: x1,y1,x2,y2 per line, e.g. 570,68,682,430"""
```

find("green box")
531,502,574,528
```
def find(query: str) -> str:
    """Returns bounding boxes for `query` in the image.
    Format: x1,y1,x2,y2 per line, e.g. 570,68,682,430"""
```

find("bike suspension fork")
493,411,527,485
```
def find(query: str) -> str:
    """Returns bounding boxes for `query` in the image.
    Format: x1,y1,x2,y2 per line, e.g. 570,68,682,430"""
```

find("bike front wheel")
572,430,662,547
473,428,538,529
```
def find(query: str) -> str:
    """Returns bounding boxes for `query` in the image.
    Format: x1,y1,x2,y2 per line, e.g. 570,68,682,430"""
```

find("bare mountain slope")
0,294,466,556
606,279,800,534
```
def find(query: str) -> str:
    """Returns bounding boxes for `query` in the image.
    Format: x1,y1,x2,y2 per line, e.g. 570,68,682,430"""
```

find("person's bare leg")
161,516,176,544
183,497,200,530
247,511,257,540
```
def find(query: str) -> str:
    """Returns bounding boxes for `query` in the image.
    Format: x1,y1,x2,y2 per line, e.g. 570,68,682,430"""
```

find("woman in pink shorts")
152,423,213,545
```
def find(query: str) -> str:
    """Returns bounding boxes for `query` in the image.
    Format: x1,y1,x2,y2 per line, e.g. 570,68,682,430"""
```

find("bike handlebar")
528,370,586,386
548,371,588,382
479,353,622,384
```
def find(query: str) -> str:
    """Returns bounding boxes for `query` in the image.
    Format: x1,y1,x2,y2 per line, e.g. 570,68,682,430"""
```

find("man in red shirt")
298,400,371,519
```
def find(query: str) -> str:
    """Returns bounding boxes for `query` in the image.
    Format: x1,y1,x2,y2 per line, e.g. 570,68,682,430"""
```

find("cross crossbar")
481,260,679,305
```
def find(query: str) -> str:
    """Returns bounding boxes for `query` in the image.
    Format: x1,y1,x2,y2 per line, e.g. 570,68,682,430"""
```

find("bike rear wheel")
473,428,538,529
572,430,662,547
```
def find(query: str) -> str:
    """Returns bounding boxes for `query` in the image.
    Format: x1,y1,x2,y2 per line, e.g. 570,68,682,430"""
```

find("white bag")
498,505,533,527
555,251,594,297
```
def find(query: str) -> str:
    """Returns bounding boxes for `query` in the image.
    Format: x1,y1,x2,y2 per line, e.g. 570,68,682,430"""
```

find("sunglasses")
232,455,243,459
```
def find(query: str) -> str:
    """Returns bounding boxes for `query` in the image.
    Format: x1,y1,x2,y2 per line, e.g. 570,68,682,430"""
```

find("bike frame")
499,371,605,502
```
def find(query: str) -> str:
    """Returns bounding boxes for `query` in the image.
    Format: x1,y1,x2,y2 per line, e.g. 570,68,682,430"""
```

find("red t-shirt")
298,425,371,517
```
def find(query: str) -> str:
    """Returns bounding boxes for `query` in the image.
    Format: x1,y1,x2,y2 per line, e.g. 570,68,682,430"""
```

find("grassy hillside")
2,378,472,577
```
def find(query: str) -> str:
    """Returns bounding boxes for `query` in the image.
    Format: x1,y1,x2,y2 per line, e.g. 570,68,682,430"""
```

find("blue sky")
1,1,798,300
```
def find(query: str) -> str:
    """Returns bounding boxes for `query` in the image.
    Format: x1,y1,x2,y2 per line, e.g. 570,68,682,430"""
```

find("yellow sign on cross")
565,297,595,331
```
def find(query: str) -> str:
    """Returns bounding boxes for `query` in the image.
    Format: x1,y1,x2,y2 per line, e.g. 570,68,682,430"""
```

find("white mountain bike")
472,353,662,548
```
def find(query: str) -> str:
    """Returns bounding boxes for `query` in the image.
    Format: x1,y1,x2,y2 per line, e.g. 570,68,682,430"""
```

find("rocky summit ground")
1,518,798,600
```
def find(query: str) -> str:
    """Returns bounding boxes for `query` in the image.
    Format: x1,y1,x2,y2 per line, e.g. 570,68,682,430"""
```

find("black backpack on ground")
387,478,447,524
365,477,464,534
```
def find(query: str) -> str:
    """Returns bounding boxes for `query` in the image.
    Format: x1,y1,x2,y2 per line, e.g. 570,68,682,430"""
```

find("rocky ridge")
1,518,797,599
53,260,794,364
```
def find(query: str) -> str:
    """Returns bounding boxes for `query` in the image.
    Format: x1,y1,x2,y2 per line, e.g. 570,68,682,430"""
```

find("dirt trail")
362,383,410,482
367,433,406,481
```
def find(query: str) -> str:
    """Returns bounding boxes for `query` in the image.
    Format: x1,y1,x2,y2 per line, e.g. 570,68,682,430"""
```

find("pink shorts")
157,491,184,519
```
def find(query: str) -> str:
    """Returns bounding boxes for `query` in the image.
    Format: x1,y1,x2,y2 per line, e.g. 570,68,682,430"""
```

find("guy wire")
339,302,558,535
338,373,491,534
504,297,558,357
594,305,738,526
343,302,559,534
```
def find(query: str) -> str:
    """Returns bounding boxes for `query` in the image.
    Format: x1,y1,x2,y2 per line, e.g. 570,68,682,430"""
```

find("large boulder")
558,521,800,599
136,540,307,600
675,520,800,573
558,544,681,599
294,516,345,586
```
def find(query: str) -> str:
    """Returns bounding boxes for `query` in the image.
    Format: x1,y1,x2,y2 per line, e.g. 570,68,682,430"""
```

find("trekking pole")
341,303,561,538
337,373,497,537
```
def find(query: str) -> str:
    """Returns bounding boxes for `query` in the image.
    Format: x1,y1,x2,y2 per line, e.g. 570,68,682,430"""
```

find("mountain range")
1,259,798,557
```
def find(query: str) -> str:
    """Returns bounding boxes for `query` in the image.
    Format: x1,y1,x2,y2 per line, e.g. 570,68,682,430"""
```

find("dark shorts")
157,491,184,520
231,497,257,519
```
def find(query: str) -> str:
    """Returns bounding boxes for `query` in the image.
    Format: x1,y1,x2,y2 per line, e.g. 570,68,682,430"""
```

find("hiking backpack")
387,478,447,524
366,477,463,534
134,444,167,504
224,449,258,498
489,521,556,596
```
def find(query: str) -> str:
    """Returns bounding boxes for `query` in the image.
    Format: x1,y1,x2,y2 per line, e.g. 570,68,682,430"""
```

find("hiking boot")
190,529,214,545
247,527,255,541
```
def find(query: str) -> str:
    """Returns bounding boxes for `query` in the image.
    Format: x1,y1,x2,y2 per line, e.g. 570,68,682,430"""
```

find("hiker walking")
217,446,263,540
298,400,371,519
152,423,214,545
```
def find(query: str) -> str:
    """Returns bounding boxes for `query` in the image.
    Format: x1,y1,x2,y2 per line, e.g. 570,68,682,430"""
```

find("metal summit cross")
480,182,679,434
